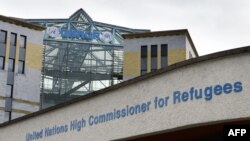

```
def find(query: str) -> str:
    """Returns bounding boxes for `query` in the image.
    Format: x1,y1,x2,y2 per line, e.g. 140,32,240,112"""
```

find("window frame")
161,44,168,68
0,56,5,70
8,58,15,72
0,30,7,44
18,60,25,74
151,45,158,72
10,32,17,46
20,35,27,48
6,84,13,97
141,45,148,75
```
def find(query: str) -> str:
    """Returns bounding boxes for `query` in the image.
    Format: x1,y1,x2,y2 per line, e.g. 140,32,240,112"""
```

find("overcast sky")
1,0,250,55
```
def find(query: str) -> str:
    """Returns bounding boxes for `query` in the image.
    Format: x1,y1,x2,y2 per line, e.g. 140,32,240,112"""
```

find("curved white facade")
0,47,250,141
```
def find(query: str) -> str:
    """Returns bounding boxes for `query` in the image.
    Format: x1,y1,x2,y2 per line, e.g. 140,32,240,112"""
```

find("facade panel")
123,31,197,80
0,17,43,123
0,47,248,141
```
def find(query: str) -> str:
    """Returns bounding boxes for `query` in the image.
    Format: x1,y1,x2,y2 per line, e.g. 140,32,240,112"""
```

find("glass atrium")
26,9,148,108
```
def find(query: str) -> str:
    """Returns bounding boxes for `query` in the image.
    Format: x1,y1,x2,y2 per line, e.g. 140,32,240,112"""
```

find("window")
8,59,15,72
6,84,13,97
161,44,168,68
0,30,7,57
141,45,147,75
18,60,25,74
0,30,7,43
10,33,17,46
0,56,4,70
20,35,26,48
19,35,26,73
9,33,17,59
5,97,12,113
151,45,157,72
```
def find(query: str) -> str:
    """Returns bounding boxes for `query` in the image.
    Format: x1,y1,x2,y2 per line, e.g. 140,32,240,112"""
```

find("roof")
69,8,93,22
0,15,45,31
122,29,199,57
1,45,250,128
25,9,149,33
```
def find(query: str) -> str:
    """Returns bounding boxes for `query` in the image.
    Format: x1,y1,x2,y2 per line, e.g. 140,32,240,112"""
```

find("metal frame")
26,9,149,108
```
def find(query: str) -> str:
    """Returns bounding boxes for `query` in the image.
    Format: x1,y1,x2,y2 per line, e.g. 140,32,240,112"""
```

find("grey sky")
1,0,250,55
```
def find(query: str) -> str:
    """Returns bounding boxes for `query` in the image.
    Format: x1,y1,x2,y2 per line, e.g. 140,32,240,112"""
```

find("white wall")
185,36,196,59
0,21,43,45
0,20,43,123
123,35,186,52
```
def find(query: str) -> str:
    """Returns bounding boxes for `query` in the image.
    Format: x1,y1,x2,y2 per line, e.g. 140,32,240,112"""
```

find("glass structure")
26,9,148,108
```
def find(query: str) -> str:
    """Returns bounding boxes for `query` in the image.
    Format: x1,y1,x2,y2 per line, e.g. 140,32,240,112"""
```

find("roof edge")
122,29,199,56
0,15,45,31
69,8,93,22
185,29,199,56
122,29,188,39
1,46,250,127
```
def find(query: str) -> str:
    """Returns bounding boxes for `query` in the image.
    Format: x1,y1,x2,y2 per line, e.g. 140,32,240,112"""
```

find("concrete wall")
0,49,249,141
0,20,43,123
185,36,196,59
123,35,187,80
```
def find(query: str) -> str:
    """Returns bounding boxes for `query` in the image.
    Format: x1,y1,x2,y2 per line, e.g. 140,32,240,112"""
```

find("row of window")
0,30,26,74
141,44,168,75
1,30,27,120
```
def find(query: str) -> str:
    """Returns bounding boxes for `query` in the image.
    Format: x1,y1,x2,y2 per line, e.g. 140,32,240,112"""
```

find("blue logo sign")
100,31,113,43
60,30,100,40
46,27,113,43
46,27,60,38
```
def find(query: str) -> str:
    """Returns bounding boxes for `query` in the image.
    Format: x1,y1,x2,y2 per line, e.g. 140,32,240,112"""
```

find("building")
26,9,149,108
0,46,249,141
122,30,199,80
0,15,44,123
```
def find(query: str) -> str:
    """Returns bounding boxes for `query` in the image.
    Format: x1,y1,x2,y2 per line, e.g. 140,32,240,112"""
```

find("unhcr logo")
46,27,113,43
100,31,113,43
46,27,60,38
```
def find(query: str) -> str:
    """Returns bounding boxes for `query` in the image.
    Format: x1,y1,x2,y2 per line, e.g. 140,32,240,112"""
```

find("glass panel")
161,56,167,68
7,72,14,85
19,47,26,61
161,44,168,56
9,45,16,59
141,46,147,58
151,45,157,71
0,30,7,43
10,33,17,46
151,58,157,71
161,44,168,68
20,35,26,48
8,59,14,72
29,15,142,109
0,44,6,56
18,61,25,74
6,85,13,97
5,97,12,112
0,57,4,69
141,46,147,75
9,33,17,59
